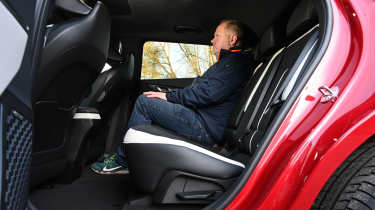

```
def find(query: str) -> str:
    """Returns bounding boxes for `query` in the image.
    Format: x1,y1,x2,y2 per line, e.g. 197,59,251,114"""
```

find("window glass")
141,41,216,79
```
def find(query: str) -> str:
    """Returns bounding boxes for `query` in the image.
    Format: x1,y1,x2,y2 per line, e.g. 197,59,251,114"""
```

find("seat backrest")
30,2,111,188
33,1,110,107
80,53,135,109
226,0,319,153
239,28,319,154
224,25,285,144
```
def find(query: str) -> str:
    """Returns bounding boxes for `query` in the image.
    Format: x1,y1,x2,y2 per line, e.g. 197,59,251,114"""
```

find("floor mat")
30,169,140,210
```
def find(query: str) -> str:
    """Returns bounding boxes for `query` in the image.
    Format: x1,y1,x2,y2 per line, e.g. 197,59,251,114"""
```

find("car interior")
27,0,329,209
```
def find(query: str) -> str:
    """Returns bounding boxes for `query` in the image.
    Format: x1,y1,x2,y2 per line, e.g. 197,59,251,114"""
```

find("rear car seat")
224,25,285,148
123,0,319,204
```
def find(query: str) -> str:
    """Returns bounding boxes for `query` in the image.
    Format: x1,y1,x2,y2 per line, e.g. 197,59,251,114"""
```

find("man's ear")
230,34,238,47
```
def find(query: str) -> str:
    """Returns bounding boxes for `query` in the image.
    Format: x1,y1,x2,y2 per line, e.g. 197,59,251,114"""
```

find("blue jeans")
115,94,213,167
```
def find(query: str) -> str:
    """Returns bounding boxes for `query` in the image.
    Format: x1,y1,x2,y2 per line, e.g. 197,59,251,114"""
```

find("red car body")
228,0,375,209
2,0,374,209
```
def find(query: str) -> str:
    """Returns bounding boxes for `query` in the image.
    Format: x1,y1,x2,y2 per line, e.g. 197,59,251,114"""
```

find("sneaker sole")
91,167,129,175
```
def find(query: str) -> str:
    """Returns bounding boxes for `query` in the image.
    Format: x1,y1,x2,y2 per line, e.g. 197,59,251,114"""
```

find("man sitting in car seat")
91,19,258,174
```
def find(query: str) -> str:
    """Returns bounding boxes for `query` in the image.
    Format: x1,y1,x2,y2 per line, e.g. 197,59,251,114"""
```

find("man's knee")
135,94,170,112
134,94,158,110
135,94,148,106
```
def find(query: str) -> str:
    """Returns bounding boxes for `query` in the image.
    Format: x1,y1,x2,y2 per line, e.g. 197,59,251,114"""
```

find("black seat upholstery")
34,1,110,107
125,125,245,192
31,2,111,187
80,53,135,112
124,0,319,204
75,53,135,160
224,25,285,146
238,27,319,154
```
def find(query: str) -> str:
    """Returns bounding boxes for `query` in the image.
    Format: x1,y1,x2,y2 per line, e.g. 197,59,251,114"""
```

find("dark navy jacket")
166,47,255,143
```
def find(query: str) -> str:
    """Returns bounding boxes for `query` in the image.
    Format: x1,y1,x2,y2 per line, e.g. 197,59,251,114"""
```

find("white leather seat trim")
73,113,101,120
124,128,245,168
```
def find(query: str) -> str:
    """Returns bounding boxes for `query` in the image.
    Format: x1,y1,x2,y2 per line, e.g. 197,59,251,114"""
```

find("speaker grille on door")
4,110,32,210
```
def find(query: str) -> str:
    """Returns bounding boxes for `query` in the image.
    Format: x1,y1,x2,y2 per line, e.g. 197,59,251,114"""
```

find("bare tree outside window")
141,42,216,80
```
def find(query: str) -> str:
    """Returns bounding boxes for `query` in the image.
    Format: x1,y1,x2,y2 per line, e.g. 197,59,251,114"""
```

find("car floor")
29,168,204,210
30,167,137,210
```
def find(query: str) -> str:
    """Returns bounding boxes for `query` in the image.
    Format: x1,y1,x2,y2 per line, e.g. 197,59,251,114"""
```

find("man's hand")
143,91,167,101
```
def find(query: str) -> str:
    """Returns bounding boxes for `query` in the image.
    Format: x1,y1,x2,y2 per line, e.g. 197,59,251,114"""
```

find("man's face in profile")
211,22,237,58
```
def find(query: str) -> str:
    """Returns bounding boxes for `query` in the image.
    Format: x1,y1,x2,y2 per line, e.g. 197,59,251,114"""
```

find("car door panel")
0,1,28,98
0,0,49,209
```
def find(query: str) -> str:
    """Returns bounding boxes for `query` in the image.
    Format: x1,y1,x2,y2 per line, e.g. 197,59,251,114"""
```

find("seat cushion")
124,125,245,193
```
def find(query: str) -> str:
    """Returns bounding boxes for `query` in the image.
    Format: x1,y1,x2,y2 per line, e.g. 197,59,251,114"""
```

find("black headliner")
95,0,299,44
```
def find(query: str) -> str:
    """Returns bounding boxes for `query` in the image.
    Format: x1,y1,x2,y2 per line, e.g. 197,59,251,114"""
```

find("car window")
141,41,216,79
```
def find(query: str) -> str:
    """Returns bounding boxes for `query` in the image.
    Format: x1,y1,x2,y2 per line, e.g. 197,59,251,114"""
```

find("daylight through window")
141,41,216,79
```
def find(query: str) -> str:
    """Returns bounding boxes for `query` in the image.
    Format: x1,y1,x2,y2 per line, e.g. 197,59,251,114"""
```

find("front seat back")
34,1,110,107
31,2,110,187
78,53,135,159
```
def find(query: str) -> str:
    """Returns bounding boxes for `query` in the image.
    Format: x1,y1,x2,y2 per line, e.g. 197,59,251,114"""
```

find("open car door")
0,0,50,209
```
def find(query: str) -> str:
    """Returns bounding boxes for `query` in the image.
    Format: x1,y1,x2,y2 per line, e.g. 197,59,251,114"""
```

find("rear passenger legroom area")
30,0,321,209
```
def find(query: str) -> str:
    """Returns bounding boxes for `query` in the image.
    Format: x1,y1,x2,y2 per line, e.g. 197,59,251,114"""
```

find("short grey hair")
220,19,258,49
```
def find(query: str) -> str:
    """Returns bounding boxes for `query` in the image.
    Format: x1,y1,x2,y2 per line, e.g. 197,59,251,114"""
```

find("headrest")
254,25,284,60
287,0,318,40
